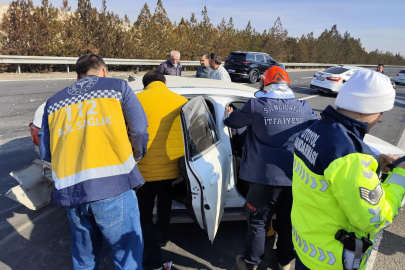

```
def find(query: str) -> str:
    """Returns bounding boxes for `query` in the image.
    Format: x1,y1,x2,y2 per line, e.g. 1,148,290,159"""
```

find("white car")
395,69,405,85
6,76,405,242
310,65,364,94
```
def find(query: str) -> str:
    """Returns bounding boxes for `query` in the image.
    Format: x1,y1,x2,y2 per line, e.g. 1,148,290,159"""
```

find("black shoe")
158,232,170,247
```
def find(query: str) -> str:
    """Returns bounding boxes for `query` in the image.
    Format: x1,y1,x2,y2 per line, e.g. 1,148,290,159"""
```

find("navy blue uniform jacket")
224,97,318,186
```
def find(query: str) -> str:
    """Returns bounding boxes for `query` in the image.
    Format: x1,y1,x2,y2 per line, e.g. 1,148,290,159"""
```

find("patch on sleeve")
360,184,383,205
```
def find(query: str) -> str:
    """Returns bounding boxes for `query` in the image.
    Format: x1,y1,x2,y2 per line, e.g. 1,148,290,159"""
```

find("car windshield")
227,53,246,61
322,67,350,74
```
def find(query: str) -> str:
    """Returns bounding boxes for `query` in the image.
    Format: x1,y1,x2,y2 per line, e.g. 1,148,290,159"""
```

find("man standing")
209,52,231,81
136,70,188,270
157,51,182,76
224,67,318,270
38,54,148,270
292,70,405,270
376,63,384,73
196,53,212,78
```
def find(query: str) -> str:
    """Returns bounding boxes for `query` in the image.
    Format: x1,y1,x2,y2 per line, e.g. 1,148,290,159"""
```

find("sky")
2,0,405,56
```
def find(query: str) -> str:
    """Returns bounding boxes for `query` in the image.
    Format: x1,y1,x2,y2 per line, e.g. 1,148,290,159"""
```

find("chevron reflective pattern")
292,226,336,265
293,157,329,192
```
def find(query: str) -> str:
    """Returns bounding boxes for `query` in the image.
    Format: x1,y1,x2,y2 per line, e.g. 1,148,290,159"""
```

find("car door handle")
209,173,220,185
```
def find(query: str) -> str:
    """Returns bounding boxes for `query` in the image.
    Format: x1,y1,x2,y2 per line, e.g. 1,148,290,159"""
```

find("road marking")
395,99,405,105
299,95,320,100
301,77,314,79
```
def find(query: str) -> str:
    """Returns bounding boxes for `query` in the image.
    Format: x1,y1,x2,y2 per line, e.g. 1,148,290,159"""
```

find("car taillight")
326,77,342,82
397,74,399,76
242,61,250,65
313,74,316,77
29,123,40,146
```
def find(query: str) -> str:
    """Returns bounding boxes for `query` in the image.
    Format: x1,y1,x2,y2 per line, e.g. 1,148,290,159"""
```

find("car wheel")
248,70,259,84
230,75,236,82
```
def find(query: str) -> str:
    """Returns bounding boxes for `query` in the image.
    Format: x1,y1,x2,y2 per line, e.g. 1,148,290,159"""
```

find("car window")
246,54,255,61
400,70,405,74
265,55,274,63
227,53,246,61
323,67,350,74
182,98,218,159
255,54,265,62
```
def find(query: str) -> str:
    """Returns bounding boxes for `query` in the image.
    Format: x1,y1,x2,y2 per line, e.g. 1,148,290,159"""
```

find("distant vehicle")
224,51,285,84
310,65,364,94
395,69,405,85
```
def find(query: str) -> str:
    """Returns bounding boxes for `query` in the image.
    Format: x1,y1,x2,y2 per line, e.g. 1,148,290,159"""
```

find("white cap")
335,69,395,114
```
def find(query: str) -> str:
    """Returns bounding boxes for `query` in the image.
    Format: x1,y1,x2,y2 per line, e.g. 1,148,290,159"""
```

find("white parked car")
6,76,405,241
395,69,405,85
310,65,364,94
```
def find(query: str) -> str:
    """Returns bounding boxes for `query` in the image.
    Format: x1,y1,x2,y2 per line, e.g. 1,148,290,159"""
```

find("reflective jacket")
224,96,318,186
292,105,405,270
136,81,187,181
39,76,149,206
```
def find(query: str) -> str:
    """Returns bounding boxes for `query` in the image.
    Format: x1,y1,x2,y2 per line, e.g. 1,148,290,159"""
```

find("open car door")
180,96,231,241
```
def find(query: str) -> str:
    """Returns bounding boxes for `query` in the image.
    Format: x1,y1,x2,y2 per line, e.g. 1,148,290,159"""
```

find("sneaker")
236,255,257,270
158,232,170,247
278,262,291,270
163,262,173,270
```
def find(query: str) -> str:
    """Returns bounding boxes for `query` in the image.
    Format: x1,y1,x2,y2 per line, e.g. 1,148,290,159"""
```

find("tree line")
0,0,404,70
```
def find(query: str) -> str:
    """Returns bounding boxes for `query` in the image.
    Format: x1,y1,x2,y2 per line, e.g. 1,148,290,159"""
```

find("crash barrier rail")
0,55,404,74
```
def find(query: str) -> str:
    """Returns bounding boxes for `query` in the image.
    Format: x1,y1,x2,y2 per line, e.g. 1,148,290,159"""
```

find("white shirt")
210,65,231,81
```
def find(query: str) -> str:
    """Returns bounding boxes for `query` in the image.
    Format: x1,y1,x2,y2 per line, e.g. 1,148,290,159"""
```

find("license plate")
228,69,235,73
317,76,325,81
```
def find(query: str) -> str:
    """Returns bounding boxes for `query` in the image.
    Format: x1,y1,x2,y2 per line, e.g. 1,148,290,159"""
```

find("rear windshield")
323,67,349,74
227,53,246,61
400,70,405,74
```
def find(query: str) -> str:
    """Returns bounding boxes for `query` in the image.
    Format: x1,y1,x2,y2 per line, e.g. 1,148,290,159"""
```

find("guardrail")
0,55,404,74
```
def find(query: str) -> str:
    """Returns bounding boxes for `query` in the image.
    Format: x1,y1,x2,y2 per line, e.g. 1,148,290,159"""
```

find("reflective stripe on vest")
52,153,136,190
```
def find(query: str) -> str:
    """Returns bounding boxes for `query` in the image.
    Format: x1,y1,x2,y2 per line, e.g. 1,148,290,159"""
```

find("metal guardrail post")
184,66,186,72
66,65,69,74
17,64,21,74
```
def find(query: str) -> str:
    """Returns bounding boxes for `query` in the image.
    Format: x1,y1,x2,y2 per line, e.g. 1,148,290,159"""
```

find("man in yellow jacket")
136,70,187,270
292,70,405,270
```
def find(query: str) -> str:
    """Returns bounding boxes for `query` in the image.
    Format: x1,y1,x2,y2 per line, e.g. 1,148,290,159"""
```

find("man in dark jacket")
157,51,182,76
224,67,318,270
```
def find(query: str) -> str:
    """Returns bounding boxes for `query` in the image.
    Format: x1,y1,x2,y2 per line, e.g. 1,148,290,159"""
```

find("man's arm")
179,63,182,76
156,62,166,75
327,153,405,234
38,101,51,162
121,81,149,162
224,99,254,129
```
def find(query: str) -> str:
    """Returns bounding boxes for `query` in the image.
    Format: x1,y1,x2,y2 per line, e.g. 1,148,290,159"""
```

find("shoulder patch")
360,184,383,205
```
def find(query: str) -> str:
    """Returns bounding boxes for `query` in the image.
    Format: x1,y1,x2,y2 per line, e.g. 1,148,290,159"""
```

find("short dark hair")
76,54,106,78
143,70,166,88
378,64,384,67
200,53,209,59
210,53,222,65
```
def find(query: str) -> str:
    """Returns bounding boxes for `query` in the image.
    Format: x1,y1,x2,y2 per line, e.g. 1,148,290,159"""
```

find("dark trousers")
295,255,311,270
244,183,295,266
137,179,174,268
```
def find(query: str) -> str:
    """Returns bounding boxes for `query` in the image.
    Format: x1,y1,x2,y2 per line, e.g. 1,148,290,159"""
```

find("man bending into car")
224,66,318,270
38,53,148,269
136,70,188,270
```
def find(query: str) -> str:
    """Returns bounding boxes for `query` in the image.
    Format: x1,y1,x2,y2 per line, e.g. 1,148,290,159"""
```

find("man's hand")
224,106,233,117
379,154,399,172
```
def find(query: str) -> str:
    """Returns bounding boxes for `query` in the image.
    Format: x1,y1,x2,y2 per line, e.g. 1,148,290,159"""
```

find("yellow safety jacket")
292,106,405,270
136,81,187,181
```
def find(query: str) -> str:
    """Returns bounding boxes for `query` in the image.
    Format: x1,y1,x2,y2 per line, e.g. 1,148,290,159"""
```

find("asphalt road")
0,68,404,270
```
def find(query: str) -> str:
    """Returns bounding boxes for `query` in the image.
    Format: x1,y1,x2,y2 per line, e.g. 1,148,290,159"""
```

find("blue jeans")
66,190,143,270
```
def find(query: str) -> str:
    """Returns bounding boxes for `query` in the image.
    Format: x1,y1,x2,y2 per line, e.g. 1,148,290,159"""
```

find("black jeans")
137,179,174,268
244,182,295,266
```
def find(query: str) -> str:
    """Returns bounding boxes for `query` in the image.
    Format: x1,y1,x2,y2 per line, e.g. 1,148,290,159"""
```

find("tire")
248,70,259,84
230,75,236,82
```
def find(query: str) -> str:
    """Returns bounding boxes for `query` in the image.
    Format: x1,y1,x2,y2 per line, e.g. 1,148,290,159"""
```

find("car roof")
128,75,256,98
230,51,266,55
